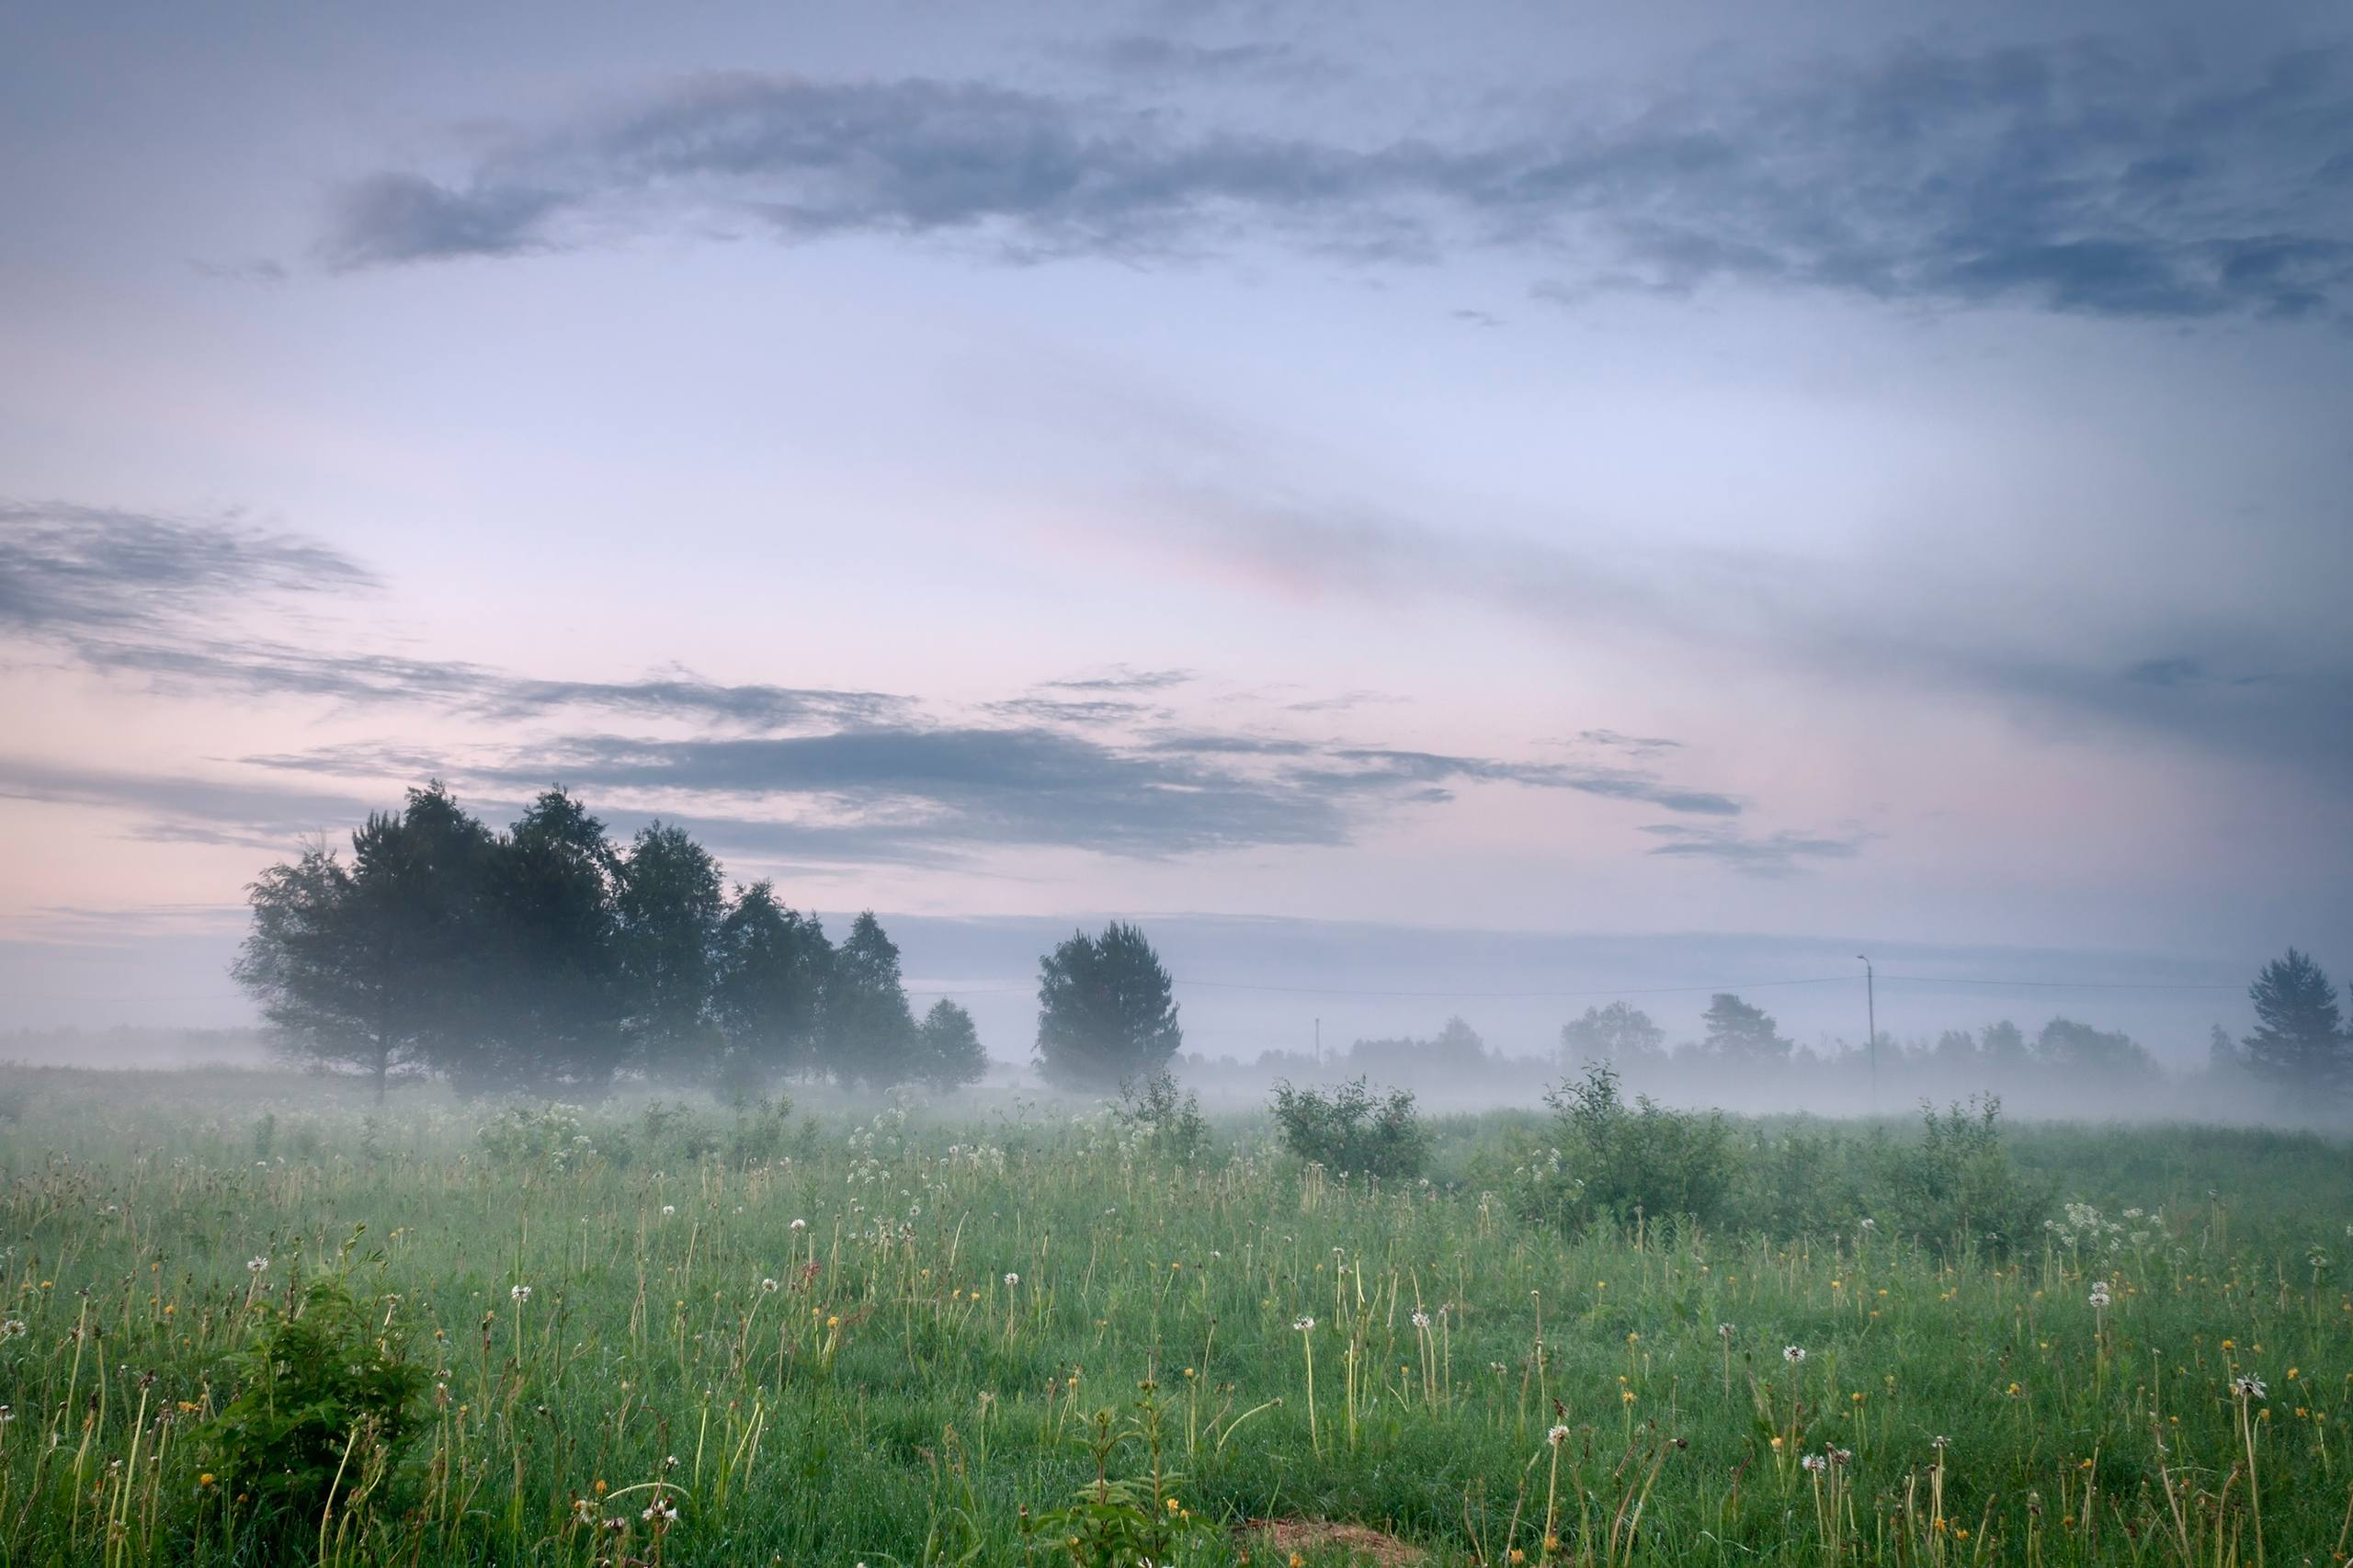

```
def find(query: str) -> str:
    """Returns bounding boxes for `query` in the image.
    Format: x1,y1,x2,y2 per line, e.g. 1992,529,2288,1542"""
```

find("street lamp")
1856,955,1876,1116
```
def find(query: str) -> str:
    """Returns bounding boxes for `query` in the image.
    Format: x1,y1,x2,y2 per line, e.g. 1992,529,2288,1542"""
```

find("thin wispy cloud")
1641,823,1870,878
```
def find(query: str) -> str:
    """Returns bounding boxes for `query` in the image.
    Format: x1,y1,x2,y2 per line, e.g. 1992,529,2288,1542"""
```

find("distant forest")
227,782,2352,1117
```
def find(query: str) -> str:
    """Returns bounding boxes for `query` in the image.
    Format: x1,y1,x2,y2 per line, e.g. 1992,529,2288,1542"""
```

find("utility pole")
1856,955,1876,1116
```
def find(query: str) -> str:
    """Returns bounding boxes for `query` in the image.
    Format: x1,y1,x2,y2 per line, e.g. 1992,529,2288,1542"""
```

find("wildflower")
2233,1374,2267,1400
663,1454,680,1471
1547,1423,1571,1446
1004,1272,1019,1288
661,1204,676,1217
760,1278,779,1293
573,1498,597,1522
2088,1288,2111,1308
1802,1453,1827,1472
642,1497,678,1523
1784,1345,1806,1364
0,1319,24,1339
511,1284,532,1302
1932,1435,1950,1449
246,1256,269,1274
790,1218,807,1231
1718,1323,1734,1338
1294,1315,1315,1332
199,1471,215,1486
1411,1310,1431,1330
1859,1217,1875,1232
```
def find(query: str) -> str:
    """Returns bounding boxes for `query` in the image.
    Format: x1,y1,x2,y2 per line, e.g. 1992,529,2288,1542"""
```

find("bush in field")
199,1274,429,1540
1533,1061,1733,1233
1876,1096,2048,1254
476,1102,597,1169
1724,1119,1867,1239
1112,1069,1211,1165
1269,1077,1428,1179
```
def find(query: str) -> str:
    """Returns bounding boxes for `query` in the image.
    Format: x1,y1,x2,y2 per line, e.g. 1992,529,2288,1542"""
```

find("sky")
4,0,2351,1061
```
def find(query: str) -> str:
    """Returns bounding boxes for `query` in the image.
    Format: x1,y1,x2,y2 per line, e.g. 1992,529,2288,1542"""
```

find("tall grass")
0,1064,2346,1564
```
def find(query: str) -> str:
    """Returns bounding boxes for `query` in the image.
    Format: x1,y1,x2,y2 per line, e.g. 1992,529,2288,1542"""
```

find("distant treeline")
1214,960,2352,1119
234,782,1182,1098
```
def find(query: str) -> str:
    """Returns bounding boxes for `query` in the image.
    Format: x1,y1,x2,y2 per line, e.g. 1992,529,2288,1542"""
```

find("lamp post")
1856,955,1876,1116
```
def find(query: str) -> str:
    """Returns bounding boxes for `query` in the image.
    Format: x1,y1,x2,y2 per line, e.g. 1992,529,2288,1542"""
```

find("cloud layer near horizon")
0,505,1792,866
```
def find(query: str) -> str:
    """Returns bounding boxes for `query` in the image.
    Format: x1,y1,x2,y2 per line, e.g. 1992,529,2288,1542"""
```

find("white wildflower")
1294,1315,1315,1332
1547,1423,1571,1447
510,1284,532,1302
1784,1345,1806,1364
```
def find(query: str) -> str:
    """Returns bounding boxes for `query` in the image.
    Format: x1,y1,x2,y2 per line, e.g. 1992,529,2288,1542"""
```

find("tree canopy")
234,783,982,1097
1034,921,1182,1091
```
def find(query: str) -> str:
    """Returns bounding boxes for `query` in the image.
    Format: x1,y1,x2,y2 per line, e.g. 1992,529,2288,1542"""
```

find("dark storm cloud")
1641,823,1869,878
322,42,2353,319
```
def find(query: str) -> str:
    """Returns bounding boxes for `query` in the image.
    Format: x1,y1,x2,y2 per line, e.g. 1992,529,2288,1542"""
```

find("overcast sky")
4,0,2350,1050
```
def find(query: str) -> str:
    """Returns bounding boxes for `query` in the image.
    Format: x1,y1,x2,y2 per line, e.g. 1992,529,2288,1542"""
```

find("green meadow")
0,1065,2347,1566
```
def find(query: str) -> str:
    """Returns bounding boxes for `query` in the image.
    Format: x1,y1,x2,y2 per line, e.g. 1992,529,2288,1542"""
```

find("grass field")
0,1065,2348,1566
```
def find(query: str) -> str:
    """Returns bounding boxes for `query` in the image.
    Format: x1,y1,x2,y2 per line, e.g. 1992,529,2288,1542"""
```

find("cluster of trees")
235,783,984,1097
1556,949,2352,1107
236,784,1191,1099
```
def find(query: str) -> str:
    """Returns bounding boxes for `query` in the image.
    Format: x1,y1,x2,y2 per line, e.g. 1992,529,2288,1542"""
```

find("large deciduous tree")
1034,921,1182,1092
821,912,919,1089
233,782,492,1099
615,822,725,1075
711,881,831,1093
470,788,629,1096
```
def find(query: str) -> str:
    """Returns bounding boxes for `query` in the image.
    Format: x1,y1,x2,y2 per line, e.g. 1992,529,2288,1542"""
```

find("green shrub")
199,1273,429,1538
1269,1077,1429,1179
1531,1062,1734,1233
1113,1070,1211,1165
1876,1096,2049,1254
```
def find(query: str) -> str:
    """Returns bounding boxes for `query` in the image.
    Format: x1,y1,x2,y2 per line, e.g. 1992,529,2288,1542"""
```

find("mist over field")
4,0,2352,1562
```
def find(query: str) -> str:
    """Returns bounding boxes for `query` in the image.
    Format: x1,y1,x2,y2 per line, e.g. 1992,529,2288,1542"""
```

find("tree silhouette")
711,882,830,1092
1701,993,1790,1062
233,781,491,1098
1035,921,1182,1092
2243,949,2348,1102
821,912,918,1089
1559,1002,1665,1068
916,999,989,1089
616,823,725,1074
